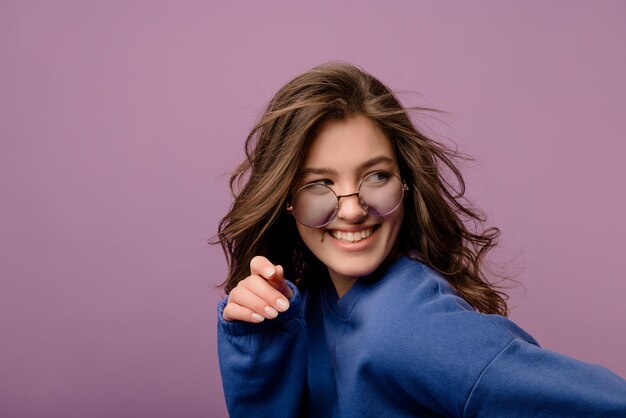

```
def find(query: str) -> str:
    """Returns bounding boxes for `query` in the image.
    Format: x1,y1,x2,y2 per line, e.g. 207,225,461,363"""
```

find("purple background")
1,1,625,417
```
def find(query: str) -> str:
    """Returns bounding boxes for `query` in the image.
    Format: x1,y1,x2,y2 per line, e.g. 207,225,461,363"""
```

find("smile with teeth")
330,227,374,243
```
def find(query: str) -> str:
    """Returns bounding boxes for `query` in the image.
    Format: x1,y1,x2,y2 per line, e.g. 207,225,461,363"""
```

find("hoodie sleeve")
217,281,307,418
463,337,626,417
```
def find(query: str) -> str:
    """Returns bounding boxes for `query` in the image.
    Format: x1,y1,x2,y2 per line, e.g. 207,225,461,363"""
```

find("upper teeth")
330,228,373,242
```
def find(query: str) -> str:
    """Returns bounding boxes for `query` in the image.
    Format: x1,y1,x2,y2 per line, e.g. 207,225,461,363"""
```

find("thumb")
267,265,293,298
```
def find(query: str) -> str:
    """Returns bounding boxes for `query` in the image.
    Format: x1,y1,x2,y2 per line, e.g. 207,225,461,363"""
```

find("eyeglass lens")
291,173,404,228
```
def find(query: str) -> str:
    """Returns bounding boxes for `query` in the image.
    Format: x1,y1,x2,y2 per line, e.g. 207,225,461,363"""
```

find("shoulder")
339,257,546,412
371,256,472,310
361,257,484,322
354,256,538,368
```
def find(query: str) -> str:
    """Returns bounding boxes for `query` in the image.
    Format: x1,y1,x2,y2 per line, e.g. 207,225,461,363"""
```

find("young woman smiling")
216,63,626,417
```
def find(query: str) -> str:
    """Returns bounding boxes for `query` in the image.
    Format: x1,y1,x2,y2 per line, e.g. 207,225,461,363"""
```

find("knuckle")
222,305,236,320
229,286,242,299
235,276,253,290
249,274,269,287
251,299,268,314
249,276,279,297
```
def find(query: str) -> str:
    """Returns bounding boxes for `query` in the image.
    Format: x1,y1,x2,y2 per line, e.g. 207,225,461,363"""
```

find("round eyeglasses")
287,172,408,228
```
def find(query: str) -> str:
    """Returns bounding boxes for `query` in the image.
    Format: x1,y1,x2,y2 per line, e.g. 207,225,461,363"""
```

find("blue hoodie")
217,257,626,417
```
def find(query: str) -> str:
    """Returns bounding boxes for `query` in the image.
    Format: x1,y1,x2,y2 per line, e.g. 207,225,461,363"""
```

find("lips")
329,226,376,243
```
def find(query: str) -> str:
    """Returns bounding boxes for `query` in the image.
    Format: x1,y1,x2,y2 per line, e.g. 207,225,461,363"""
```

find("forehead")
302,115,396,171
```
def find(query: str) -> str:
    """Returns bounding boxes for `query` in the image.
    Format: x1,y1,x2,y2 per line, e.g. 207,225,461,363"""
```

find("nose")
336,193,367,223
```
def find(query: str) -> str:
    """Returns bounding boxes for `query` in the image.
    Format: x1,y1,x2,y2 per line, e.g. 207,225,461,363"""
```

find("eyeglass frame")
286,172,409,228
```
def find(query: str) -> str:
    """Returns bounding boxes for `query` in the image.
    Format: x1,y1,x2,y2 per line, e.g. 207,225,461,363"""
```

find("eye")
362,171,390,185
297,179,334,197
308,178,333,187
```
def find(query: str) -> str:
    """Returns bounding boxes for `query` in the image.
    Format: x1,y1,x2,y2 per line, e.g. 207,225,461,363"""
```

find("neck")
328,271,358,298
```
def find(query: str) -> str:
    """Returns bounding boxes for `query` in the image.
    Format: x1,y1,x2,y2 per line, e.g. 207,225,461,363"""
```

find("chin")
325,256,381,279
298,221,402,283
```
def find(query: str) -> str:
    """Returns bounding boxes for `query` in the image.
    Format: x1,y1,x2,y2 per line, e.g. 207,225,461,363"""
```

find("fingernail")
264,306,278,318
264,267,276,277
276,298,289,312
251,313,265,323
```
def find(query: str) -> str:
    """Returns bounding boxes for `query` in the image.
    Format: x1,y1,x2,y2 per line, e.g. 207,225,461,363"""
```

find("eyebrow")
299,155,395,177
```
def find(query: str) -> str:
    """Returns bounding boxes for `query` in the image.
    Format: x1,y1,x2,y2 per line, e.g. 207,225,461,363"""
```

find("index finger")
250,255,277,279
250,256,292,298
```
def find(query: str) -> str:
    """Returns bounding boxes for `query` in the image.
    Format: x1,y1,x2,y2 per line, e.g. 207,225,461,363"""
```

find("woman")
216,63,626,417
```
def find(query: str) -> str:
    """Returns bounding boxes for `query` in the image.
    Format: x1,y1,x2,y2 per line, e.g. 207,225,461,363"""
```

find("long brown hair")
216,62,509,316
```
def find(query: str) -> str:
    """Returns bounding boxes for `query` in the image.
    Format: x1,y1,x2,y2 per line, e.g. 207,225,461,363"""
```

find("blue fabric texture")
217,257,626,417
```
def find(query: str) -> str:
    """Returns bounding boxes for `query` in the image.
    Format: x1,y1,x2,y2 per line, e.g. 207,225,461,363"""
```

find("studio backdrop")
1,1,625,417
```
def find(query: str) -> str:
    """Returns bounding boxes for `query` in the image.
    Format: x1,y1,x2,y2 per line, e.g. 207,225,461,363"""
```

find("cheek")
296,223,321,251
388,204,404,229
386,206,405,243
295,223,307,243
